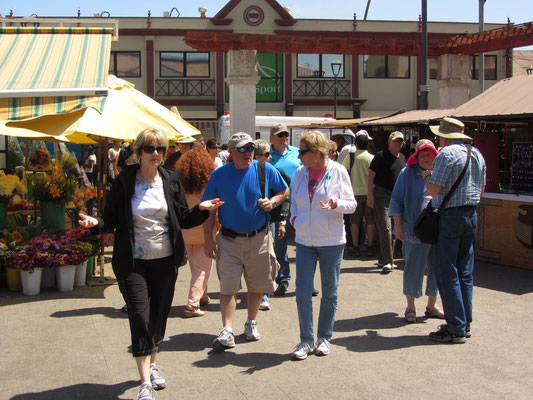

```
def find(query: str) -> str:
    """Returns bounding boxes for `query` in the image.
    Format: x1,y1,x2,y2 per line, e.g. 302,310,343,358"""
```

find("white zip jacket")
290,160,356,247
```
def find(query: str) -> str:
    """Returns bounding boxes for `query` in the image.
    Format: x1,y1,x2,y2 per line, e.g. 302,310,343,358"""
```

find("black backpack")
257,161,291,223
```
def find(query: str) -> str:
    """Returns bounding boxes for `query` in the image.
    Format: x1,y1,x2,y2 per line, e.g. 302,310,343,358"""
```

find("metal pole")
364,0,372,20
479,0,485,93
419,0,429,110
333,75,338,119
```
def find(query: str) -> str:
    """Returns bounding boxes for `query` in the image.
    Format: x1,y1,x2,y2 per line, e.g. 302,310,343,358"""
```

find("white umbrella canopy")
5,75,200,141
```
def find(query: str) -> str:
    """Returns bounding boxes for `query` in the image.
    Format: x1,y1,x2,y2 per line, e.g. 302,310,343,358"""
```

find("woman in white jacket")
290,130,356,360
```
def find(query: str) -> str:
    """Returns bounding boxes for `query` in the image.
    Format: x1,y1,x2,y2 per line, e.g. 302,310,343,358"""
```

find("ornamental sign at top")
243,5,264,26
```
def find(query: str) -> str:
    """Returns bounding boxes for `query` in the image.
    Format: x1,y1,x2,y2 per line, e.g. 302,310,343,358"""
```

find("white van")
218,114,349,147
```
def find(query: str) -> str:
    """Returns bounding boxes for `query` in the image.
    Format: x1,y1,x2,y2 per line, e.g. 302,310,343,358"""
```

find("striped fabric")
0,27,112,120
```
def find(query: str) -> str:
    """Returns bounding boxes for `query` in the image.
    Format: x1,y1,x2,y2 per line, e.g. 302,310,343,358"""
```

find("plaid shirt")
430,140,486,209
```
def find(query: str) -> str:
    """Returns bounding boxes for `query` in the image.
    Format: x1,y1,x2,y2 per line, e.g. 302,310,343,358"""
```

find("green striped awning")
0,26,112,121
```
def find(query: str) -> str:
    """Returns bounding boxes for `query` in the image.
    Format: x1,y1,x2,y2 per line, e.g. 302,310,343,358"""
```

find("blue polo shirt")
270,144,301,183
202,160,287,232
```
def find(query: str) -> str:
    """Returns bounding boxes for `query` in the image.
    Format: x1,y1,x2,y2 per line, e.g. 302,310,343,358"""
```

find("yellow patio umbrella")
6,75,200,141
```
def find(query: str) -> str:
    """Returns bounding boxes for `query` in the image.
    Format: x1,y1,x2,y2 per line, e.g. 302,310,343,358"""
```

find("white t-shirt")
131,175,173,260
84,154,96,173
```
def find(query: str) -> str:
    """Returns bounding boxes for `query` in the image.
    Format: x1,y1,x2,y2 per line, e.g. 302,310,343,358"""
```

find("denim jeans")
373,188,393,265
295,243,344,343
402,240,438,298
431,206,477,336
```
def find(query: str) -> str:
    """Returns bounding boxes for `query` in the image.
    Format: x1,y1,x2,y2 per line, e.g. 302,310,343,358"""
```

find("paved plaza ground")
1,245,533,399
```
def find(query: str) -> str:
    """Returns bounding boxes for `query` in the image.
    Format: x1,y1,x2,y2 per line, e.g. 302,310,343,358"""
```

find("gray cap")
270,123,289,136
355,129,372,141
176,136,196,144
228,132,254,149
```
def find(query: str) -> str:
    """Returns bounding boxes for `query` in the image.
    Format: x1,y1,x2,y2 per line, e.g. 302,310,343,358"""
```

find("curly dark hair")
175,147,214,194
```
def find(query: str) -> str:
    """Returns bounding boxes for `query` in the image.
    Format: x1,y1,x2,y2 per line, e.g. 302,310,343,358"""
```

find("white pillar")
436,54,473,109
226,50,260,137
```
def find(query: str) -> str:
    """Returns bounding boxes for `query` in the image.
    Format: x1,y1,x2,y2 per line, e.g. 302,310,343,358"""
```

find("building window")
429,58,438,80
297,54,345,78
109,51,141,77
160,52,210,78
363,55,410,78
472,55,497,80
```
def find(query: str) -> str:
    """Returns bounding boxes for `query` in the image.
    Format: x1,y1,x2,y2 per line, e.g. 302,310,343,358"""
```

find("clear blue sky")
3,1,532,48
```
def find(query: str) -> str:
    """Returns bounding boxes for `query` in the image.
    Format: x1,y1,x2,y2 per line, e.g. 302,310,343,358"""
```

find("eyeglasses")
256,152,271,158
276,132,289,138
235,146,255,153
142,146,166,155
299,149,310,156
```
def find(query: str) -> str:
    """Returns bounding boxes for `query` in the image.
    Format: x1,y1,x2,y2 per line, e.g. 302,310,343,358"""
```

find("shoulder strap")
438,144,471,210
349,151,355,173
257,161,266,198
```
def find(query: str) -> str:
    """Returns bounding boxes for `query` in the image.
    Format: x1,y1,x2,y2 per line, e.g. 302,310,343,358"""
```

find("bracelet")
424,174,432,181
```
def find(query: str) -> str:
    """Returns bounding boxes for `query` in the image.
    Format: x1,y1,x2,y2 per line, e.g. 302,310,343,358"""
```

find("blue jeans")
402,241,438,298
431,206,476,336
295,243,344,343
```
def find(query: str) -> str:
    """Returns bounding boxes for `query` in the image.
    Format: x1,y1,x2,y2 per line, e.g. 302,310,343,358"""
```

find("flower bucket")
86,256,94,281
56,265,76,292
41,266,57,289
74,261,87,287
6,267,22,292
0,202,7,230
21,268,43,296
40,201,66,231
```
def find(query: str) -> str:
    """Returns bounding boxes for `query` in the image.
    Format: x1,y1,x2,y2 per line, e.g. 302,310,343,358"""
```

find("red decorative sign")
243,6,264,27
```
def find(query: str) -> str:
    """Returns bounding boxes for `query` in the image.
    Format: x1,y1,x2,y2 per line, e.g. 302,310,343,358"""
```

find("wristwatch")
271,199,277,208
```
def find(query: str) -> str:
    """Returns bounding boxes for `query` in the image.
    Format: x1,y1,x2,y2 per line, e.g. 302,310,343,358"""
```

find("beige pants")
186,244,213,307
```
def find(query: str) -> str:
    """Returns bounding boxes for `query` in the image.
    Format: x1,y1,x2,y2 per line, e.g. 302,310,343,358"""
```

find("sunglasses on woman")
143,146,166,155
235,146,255,153
256,152,271,158
299,148,310,156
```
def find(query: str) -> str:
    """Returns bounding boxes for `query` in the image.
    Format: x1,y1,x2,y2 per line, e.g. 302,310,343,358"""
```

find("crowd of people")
78,117,486,400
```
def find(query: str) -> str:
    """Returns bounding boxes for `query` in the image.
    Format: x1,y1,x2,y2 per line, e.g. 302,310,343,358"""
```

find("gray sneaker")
315,338,330,356
150,366,166,390
292,341,315,360
138,384,155,400
244,320,261,341
212,327,236,352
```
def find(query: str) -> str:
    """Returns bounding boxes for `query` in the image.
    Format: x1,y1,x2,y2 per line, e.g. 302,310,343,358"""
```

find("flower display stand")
41,266,57,289
74,261,87,287
0,203,7,229
40,201,66,231
21,268,43,296
56,265,76,292
6,267,22,292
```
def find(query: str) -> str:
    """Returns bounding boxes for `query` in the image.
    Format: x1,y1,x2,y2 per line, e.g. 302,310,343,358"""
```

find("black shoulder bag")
257,161,291,223
414,144,471,244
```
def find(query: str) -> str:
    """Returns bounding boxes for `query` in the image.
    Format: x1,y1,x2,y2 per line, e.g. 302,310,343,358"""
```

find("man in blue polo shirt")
425,117,486,344
269,123,302,296
202,132,289,352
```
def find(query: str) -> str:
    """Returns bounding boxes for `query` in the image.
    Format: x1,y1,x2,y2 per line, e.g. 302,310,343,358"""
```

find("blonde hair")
299,130,330,159
134,128,168,157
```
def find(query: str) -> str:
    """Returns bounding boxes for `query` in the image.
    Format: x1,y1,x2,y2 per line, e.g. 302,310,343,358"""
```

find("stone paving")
1,245,533,400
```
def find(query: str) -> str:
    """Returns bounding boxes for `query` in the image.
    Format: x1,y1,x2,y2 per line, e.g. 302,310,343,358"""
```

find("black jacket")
94,164,209,279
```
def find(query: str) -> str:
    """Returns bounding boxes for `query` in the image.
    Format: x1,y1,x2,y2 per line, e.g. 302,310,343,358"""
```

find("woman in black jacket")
79,129,222,400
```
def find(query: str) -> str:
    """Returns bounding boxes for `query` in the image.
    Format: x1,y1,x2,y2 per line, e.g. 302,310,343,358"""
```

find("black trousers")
124,256,177,357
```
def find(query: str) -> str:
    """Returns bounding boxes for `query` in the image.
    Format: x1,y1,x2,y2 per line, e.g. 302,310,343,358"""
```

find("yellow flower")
11,231,23,244
0,239,6,245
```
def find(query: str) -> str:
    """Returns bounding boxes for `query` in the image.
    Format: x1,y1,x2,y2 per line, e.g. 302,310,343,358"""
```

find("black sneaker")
429,324,466,344
274,282,289,296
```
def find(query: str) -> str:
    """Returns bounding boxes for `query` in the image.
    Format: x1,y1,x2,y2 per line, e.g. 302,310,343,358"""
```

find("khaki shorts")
216,228,278,295
349,195,375,225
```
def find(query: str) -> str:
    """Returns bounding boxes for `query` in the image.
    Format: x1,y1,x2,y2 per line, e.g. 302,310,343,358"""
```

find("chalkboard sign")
512,142,533,192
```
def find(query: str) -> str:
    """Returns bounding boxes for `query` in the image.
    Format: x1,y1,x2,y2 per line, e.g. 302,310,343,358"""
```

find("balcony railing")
293,79,351,97
155,79,216,97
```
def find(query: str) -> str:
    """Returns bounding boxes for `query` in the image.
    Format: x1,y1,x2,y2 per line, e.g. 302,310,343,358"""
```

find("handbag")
257,161,291,223
414,144,471,244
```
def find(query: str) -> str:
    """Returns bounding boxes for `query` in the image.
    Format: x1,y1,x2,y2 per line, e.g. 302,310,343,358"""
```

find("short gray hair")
254,139,270,155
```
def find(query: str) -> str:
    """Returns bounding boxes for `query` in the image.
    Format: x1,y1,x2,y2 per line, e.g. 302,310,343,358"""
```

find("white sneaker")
382,263,393,273
292,341,314,360
315,338,330,356
259,300,270,310
150,365,166,390
244,320,261,341
137,383,155,400
212,327,235,352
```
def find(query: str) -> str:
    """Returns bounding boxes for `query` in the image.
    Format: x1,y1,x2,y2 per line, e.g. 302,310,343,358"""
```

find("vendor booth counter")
477,193,533,270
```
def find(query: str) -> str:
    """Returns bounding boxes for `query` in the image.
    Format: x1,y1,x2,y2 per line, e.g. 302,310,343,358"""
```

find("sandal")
404,308,416,323
425,307,445,319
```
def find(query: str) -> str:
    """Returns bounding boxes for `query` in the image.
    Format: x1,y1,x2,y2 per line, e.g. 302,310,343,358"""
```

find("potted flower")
30,167,76,232
0,171,26,229
10,244,43,295
61,227,97,286
0,241,17,291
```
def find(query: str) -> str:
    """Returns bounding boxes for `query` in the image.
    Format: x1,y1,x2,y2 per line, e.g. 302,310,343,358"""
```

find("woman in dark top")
79,129,222,400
